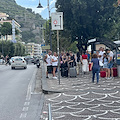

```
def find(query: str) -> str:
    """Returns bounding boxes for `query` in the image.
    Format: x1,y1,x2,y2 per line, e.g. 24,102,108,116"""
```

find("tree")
0,22,19,41
0,41,15,57
56,0,119,52
0,22,12,39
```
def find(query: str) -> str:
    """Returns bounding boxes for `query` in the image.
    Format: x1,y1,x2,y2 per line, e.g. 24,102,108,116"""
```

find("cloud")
50,0,56,5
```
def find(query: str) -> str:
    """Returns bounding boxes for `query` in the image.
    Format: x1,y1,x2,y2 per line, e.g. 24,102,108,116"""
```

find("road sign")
42,45,50,50
41,44,45,47
51,12,63,30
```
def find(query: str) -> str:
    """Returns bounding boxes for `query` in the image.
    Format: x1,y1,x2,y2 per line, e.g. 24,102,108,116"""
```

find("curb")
41,62,62,94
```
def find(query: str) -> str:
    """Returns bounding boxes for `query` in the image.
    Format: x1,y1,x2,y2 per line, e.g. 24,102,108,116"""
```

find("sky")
15,0,56,19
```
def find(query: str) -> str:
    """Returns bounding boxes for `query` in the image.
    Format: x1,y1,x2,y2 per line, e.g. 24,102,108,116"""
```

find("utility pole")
47,0,52,51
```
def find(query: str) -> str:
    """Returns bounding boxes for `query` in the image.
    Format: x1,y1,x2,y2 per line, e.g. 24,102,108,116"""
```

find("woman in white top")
52,52,58,79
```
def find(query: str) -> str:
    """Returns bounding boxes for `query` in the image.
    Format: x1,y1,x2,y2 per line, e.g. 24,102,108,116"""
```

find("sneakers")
46,76,49,79
53,77,58,79
107,77,114,80
107,77,111,80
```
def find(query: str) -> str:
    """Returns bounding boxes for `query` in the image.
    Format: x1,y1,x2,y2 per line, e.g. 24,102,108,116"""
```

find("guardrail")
48,103,52,120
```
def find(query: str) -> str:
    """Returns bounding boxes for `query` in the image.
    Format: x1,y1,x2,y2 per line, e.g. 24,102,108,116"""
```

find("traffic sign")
51,12,63,30
42,45,50,50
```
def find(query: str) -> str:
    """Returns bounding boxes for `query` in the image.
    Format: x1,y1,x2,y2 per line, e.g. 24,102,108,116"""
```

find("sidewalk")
40,62,120,120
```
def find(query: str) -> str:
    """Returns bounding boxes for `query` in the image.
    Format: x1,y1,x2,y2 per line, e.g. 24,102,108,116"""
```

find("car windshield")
15,58,23,61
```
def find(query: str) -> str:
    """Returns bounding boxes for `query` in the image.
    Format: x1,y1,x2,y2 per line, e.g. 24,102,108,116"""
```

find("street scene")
1,0,120,120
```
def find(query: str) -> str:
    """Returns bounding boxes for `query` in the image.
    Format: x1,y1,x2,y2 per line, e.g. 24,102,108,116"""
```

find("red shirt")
82,54,88,59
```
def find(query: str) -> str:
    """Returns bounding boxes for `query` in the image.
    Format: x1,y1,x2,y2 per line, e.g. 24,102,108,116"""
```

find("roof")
88,38,119,50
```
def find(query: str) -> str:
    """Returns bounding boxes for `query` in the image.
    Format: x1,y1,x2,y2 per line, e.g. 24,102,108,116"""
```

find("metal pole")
48,0,52,51
57,30,60,84
48,103,52,120
2,39,3,56
1,35,4,56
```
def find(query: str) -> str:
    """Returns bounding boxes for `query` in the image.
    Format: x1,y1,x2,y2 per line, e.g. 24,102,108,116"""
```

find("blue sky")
15,0,56,19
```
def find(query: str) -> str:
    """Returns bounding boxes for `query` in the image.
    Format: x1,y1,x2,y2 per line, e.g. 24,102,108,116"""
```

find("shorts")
108,62,113,69
52,66,57,68
103,64,108,68
47,65,53,73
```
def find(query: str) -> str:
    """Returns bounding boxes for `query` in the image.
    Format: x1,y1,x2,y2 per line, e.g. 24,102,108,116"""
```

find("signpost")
51,12,63,85
51,12,63,31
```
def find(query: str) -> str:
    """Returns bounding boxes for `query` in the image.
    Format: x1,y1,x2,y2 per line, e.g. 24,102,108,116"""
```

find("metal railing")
48,103,52,120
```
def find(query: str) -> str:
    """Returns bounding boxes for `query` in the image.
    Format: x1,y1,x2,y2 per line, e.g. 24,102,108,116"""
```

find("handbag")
99,61,103,67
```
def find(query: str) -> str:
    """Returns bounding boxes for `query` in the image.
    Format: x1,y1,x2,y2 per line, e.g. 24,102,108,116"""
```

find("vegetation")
0,0,45,43
53,0,120,52
0,41,25,57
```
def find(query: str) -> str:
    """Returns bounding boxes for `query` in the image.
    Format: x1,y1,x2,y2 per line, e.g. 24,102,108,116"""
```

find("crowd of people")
44,47,115,84
91,47,114,84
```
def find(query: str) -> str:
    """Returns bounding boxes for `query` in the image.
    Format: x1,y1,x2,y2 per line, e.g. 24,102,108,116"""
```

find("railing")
48,103,52,120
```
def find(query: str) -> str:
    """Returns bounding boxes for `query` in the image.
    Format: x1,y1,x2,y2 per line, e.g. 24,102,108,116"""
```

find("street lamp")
37,0,43,8
37,0,52,51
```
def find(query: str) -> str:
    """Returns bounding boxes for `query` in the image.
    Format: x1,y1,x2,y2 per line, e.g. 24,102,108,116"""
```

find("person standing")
107,49,114,79
91,54,100,84
61,53,68,77
98,47,105,70
69,51,75,67
52,52,58,79
5,55,10,65
86,50,90,63
81,51,89,74
76,51,81,75
103,53,109,79
44,50,52,78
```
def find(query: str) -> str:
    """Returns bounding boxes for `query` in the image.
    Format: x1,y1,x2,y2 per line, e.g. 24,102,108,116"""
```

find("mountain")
0,0,45,43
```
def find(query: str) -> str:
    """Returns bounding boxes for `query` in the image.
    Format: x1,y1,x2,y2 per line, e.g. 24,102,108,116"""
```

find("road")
0,64,43,120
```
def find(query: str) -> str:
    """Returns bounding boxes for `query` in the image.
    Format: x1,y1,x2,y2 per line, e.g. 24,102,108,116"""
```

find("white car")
11,57,27,69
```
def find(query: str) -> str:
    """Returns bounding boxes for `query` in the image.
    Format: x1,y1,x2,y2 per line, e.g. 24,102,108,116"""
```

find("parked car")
11,57,27,69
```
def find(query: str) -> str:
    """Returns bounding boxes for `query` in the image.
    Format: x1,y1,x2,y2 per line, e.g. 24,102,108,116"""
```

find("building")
0,12,22,42
25,43,42,57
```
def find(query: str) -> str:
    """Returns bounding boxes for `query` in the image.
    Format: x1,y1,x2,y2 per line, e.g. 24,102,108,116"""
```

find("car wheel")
11,67,14,70
24,67,27,69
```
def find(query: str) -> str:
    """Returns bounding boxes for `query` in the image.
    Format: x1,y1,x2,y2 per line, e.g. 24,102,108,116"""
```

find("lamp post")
0,33,4,56
37,0,52,51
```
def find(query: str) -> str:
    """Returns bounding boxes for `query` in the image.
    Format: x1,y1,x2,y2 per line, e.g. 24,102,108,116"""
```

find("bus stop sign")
51,12,63,30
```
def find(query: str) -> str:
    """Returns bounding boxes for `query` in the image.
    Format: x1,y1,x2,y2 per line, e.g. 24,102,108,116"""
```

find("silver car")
11,57,27,69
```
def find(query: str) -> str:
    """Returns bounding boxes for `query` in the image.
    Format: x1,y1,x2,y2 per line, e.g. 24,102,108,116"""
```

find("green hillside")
0,0,45,43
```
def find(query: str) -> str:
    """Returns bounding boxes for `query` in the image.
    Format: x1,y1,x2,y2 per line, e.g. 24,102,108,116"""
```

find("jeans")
92,68,99,83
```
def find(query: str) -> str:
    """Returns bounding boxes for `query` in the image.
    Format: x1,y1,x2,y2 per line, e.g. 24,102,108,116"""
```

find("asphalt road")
0,64,43,120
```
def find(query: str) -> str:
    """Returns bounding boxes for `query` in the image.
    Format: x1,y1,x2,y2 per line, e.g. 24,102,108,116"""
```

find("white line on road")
22,107,29,112
20,68,37,119
24,102,30,106
26,69,37,101
20,113,27,118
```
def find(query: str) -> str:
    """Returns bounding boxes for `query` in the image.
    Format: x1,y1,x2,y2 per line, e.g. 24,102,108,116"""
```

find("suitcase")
61,67,68,77
69,67,77,77
100,71,106,77
113,67,118,77
89,63,92,71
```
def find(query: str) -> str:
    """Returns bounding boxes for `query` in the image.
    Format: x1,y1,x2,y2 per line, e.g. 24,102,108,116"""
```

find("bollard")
117,65,120,77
